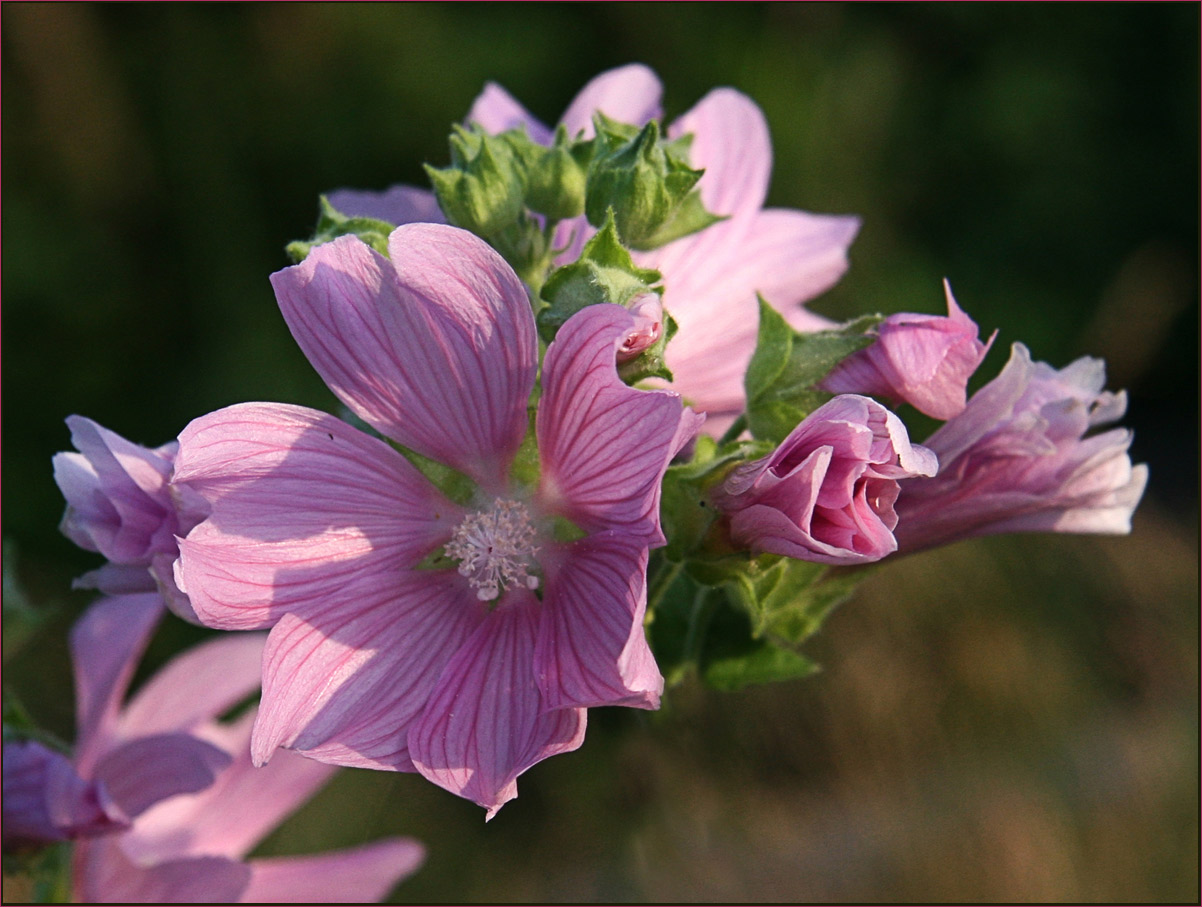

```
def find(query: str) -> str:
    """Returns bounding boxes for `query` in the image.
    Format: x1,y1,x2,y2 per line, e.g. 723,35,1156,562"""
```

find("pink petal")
270,225,536,487
116,634,265,739
537,304,701,544
466,81,553,144
70,594,164,773
123,713,336,865
324,184,445,225
92,734,231,820
559,63,663,138
535,532,662,711
174,402,452,630
241,838,425,903
668,87,771,218
73,838,251,904
2,741,123,845
409,594,587,819
250,572,485,772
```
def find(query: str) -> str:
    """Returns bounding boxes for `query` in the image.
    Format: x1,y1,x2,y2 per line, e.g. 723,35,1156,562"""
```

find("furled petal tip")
896,342,1148,552
714,395,936,565
820,281,996,420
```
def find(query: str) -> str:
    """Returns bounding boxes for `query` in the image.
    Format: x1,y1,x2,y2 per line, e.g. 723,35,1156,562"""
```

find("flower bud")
425,126,525,238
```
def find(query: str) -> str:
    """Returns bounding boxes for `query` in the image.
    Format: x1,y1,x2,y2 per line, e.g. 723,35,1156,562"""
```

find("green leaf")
744,298,880,443
725,554,861,646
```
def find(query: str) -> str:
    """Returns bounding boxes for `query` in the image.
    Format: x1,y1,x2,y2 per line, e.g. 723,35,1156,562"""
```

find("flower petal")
174,402,452,630
250,572,485,772
324,184,445,225
409,594,587,819
91,734,231,820
241,838,425,904
1,741,122,845
466,81,553,144
73,838,251,904
537,304,701,544
668,87,771,218
559,63,662,138
123,712,336,864
70,594,164,773
535,532,661,711
270,225,536,487
116,634,265,739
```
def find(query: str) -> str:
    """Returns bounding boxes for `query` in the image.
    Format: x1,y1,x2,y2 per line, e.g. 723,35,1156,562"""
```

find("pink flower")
713,395,937,564
820,281,996,419
52,416,207,621
895,343,1148,553
328,64,860,432
172,223,700,817
5,595,425,902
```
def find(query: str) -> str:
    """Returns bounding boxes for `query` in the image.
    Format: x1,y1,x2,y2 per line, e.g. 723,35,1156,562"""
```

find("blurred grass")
3,3,1198,902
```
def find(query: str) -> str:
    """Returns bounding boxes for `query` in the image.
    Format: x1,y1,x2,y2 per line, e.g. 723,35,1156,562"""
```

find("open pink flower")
328,64,859,431
820,281,996,419
172,223,699,817
713,395,937,564
895,343,1148,553
52,417,207,621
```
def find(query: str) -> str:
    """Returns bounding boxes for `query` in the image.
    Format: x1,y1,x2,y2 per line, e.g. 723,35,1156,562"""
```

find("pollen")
444,499,540,602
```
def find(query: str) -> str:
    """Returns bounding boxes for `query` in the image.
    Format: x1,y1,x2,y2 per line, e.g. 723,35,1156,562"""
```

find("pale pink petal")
668,87,771,218
466,81,553,144
559,63,663,138
325,184,444,225
174,402,452,630
409,594,587,819
537,304,701,544
92,734,230,820
73,838,251,904
250,572,485,771
535,532,662,711
241,838,425,903
642,209,859,418
123,713,335,864
271,225,536,487
71,594,164,773
116,634,265,739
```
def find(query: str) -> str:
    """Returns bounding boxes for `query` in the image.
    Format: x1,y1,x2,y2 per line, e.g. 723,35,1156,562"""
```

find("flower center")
444,499,540,602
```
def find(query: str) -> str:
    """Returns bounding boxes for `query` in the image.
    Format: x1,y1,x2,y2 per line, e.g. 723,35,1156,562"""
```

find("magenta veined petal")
241,838,425,904
270,225,536,487
249,572,485,772
409,594,587,819
174,402,454,630
537,304,702,544
535,531,662,711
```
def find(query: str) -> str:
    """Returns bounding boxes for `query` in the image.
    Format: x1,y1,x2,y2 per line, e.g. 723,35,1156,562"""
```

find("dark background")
3,4,1198,901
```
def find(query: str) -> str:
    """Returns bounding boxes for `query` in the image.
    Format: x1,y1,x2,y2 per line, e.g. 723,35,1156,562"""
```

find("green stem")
646,558,683,616
682,585,718,666
718,414,748,445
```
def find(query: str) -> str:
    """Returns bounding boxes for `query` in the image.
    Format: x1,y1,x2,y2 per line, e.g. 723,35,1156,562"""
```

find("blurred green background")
3,3,1198,902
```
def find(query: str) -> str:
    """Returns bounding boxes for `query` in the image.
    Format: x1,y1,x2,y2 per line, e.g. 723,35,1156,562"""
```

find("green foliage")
744,298,880,443
285,195,396,262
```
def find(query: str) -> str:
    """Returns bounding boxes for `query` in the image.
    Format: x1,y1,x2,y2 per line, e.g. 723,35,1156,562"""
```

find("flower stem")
718,415,748,445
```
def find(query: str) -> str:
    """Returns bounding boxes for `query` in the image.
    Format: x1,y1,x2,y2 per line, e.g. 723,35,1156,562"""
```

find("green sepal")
617,310,677,385
285,196,396,263
425,125,525,238
745,297,881,443
522,124,591,221
536,211,661,344
724,554,862,646
636,189,727,250
584,116,715,250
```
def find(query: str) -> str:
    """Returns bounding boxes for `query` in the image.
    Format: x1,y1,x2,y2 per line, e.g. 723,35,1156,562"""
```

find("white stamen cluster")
444,499,541,602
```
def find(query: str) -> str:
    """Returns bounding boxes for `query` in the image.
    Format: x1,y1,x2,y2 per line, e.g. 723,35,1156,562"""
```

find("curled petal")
91,734,230,821
535,532,661,711
409,594,587,819
174,402,452,630
250,573,484,772
538,304,702,544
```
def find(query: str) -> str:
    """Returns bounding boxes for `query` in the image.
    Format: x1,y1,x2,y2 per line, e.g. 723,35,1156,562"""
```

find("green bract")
425,125,526,238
